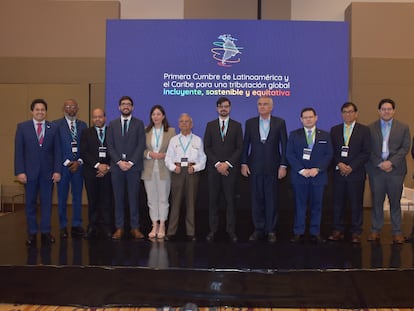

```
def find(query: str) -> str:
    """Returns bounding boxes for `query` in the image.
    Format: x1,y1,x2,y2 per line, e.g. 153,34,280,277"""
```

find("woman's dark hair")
146,104,170,133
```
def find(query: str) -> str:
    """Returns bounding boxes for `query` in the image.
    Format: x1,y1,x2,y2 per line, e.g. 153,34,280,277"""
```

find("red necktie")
37,122,44,145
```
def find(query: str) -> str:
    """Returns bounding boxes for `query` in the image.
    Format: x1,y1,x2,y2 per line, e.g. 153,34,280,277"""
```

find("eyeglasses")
218,104,230,109
64,105,78,109
342,110,355,114
120,102,132,107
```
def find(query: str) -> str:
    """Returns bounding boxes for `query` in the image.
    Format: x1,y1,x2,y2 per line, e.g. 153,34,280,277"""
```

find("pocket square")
318,140,328,144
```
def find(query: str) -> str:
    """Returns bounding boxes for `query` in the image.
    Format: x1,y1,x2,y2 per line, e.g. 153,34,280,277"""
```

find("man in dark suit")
366,98,410,244
55,99,88,239
204,97,243,242
286,107,333,243
15,98,61,245
328,102,370,244
80,108,113,240
241,96,288,243
107,95,146,240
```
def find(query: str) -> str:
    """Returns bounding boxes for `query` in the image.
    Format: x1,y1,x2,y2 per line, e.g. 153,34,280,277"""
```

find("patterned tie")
70,121,77,142
37,122,44,145
123,119,128,136
307,129,314,149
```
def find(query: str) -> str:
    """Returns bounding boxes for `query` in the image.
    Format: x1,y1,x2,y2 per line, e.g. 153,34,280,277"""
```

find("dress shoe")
164,234,176,241
101,230,113,240
267,232,277,243
83,228,97,240
249,231,263,241
327,230,344,241
186,235,196,241
393,234,404,244
130,228,144,240
60,228,69,239
26,234,37,246
71,226,85,238
41,233,56,244
228,232,238,243
367,232,380,242
405,232,414,243
310,234,324,244
351,234,361,244
206,232,216,242
290,234,305,243
112,228,124,240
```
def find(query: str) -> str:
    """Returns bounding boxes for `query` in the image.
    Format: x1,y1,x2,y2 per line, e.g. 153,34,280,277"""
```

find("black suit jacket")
80,126,111,179
330,122,371,181
241,116,287,175
204,118,243,169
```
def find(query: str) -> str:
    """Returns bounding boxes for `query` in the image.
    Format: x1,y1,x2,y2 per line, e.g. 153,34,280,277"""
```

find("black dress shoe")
405,232,414,243
41,233,56,244
26,234,37,246
60,228,68,239
249,231,263,241
83,228,97,240
228,232,238,243
290,234,305,243
165,235,176,241
267,232,277,243
71,226,85,238
206,232,216,242
310,234,324,244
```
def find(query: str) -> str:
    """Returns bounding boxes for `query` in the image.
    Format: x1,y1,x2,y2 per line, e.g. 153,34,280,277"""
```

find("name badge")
71,141,78,153
181,157,188,167
382,141,387,153
99,146,107,158
341,146,349,157
303,148,312,160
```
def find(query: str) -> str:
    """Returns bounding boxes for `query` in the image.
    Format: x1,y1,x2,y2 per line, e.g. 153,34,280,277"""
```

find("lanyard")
305,129,315,147
153,126,163,148
96,127,105,146
179,134,193,154
343,124,353,146
219,120,226,140
381,122,391,140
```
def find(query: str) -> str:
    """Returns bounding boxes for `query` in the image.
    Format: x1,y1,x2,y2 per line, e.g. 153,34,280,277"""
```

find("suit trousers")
249,173,278,234
369,172,404,235
111,168,141,230
84,172,113,231
332,174,365,234
167,168,200,236
25,176,54,234
208,168,237,233
57,166,84,229
292,183,325,235
143,165,171,222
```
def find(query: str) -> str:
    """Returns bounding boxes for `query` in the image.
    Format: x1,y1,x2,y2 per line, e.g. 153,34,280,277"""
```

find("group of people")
14,95,414,246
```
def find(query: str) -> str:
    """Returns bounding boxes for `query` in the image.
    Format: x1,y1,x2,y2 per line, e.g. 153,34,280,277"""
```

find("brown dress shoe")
328,230,344,241
393,234,404,244
351,234,361,244
131,228,144,240
367,232,380,241
112,228,124,240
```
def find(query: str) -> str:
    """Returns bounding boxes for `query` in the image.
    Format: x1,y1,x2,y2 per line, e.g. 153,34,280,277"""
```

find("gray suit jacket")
141,127,176,180
107,116,146,172
366,119,411,176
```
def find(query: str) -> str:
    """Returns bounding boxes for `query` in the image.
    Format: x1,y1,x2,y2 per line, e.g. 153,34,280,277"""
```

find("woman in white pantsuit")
142,105,175,239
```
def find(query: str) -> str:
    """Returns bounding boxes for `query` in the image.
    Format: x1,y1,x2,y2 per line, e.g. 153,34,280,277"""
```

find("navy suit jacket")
80,126,111,179
55,117,87,163
15,120,61,180
204,118,243,170
330,122,371,181
286,128,333,185
107,117,146,172
241,116,288,175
